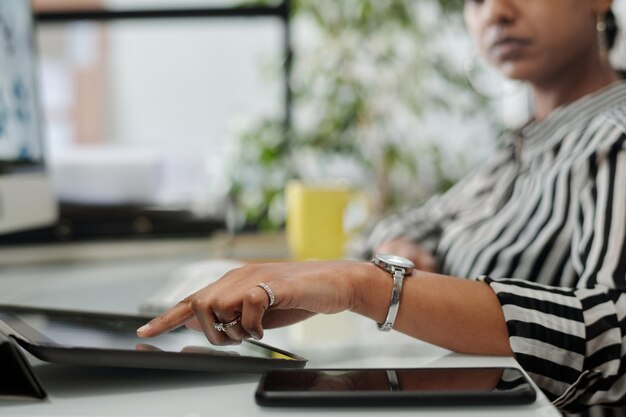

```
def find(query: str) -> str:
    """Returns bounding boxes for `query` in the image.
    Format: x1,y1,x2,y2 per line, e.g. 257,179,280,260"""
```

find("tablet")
256,367,537,407
0,305,306,373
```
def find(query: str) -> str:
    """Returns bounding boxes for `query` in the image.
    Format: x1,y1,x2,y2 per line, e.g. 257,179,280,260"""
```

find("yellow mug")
286,181,365,261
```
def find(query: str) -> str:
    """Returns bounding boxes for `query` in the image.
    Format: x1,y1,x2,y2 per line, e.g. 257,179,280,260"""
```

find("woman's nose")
482,0,517,25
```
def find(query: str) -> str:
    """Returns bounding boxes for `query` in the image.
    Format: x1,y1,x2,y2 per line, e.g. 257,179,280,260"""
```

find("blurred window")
34,0,285,212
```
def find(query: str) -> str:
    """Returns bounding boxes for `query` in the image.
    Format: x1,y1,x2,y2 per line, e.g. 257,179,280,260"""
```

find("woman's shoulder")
570,105,626,169
571,81,626,148
589,102,626,155
590,81,626,129
598,102,626,133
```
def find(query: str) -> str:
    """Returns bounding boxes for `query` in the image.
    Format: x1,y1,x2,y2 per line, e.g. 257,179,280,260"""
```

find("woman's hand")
137,261,372,345
374,238,437,273
137,259,512,356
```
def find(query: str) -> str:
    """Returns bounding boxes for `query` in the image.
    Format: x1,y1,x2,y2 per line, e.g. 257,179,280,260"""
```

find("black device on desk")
0,0,60,401
0,332,46,400
256,367,536,407
0,305,306,373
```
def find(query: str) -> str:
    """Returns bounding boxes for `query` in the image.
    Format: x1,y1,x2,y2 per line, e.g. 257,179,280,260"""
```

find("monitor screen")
0,0,56,234
0,0,43,166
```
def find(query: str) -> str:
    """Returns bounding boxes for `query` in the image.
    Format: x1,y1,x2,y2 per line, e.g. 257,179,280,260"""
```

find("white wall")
106,19,283,155
38,2,285,207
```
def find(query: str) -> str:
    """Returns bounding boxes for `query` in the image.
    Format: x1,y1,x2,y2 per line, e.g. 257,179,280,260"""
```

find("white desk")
0,244,561,417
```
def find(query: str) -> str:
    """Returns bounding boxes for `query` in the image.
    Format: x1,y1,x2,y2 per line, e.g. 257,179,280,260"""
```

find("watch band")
372,254,414,332
377,267,405,331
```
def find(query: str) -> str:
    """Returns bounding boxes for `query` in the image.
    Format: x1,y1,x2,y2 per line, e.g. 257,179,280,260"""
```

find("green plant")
228,0,495,231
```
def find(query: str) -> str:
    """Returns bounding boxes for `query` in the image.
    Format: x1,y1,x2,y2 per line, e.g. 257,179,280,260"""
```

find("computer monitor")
0,0,57,234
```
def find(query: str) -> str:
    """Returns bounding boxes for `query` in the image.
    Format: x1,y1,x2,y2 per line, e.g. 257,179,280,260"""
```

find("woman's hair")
607,9,619,50
606,9,626,79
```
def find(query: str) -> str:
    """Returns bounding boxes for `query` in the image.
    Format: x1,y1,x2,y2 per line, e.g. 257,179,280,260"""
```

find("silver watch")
371,254,414,331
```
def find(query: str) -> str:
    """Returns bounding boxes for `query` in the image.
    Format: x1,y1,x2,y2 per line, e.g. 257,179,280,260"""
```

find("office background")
0,4,620,415
20,0,626,242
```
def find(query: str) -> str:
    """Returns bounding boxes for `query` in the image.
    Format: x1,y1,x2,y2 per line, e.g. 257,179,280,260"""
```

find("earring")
597,13,610,64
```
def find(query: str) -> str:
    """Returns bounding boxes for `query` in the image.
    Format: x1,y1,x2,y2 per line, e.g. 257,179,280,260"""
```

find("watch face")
377,254,414,269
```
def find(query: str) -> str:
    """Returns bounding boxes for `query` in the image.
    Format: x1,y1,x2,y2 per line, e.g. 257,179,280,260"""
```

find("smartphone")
256,367,537,407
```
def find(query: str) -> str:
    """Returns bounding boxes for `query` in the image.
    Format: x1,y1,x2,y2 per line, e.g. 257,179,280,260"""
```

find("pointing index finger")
137,299,194,338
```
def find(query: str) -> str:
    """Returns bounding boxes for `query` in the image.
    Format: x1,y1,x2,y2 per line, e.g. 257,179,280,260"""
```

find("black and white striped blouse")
365,81,626,410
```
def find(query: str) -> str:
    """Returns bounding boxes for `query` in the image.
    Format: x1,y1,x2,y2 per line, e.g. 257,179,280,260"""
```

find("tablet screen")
0,309,297,360
256,367,537,407
262,368,529,392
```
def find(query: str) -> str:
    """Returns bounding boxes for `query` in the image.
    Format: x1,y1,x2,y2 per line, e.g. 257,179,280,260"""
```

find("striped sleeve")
479,132,626,410
362,192,452,255
362,144,513,256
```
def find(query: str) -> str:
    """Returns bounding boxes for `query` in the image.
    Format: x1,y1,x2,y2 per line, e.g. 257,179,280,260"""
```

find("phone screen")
257,367,537,406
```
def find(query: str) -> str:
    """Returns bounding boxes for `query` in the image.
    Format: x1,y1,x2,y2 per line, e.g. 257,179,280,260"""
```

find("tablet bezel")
0,305,307,373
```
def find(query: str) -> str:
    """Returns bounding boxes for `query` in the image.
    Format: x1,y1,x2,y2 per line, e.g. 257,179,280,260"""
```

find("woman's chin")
495,63,535,83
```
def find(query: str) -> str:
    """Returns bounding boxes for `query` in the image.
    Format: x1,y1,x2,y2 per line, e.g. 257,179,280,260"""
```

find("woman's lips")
490,37,532,60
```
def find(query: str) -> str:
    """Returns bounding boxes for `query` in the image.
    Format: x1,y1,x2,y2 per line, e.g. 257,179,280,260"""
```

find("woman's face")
464,0,612,85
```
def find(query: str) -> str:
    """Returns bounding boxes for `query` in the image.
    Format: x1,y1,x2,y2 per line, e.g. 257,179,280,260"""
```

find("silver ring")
213,316,240,332
257,283,275,307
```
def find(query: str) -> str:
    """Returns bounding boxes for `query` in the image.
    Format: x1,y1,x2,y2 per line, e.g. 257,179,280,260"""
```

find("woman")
138,0,626,410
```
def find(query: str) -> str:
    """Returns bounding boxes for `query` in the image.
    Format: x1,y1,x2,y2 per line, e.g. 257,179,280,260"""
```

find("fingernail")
249,332,261,340
137,323,151,334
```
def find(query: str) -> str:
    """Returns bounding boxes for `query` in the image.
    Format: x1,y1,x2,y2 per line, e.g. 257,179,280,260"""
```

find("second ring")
257,283,275,307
